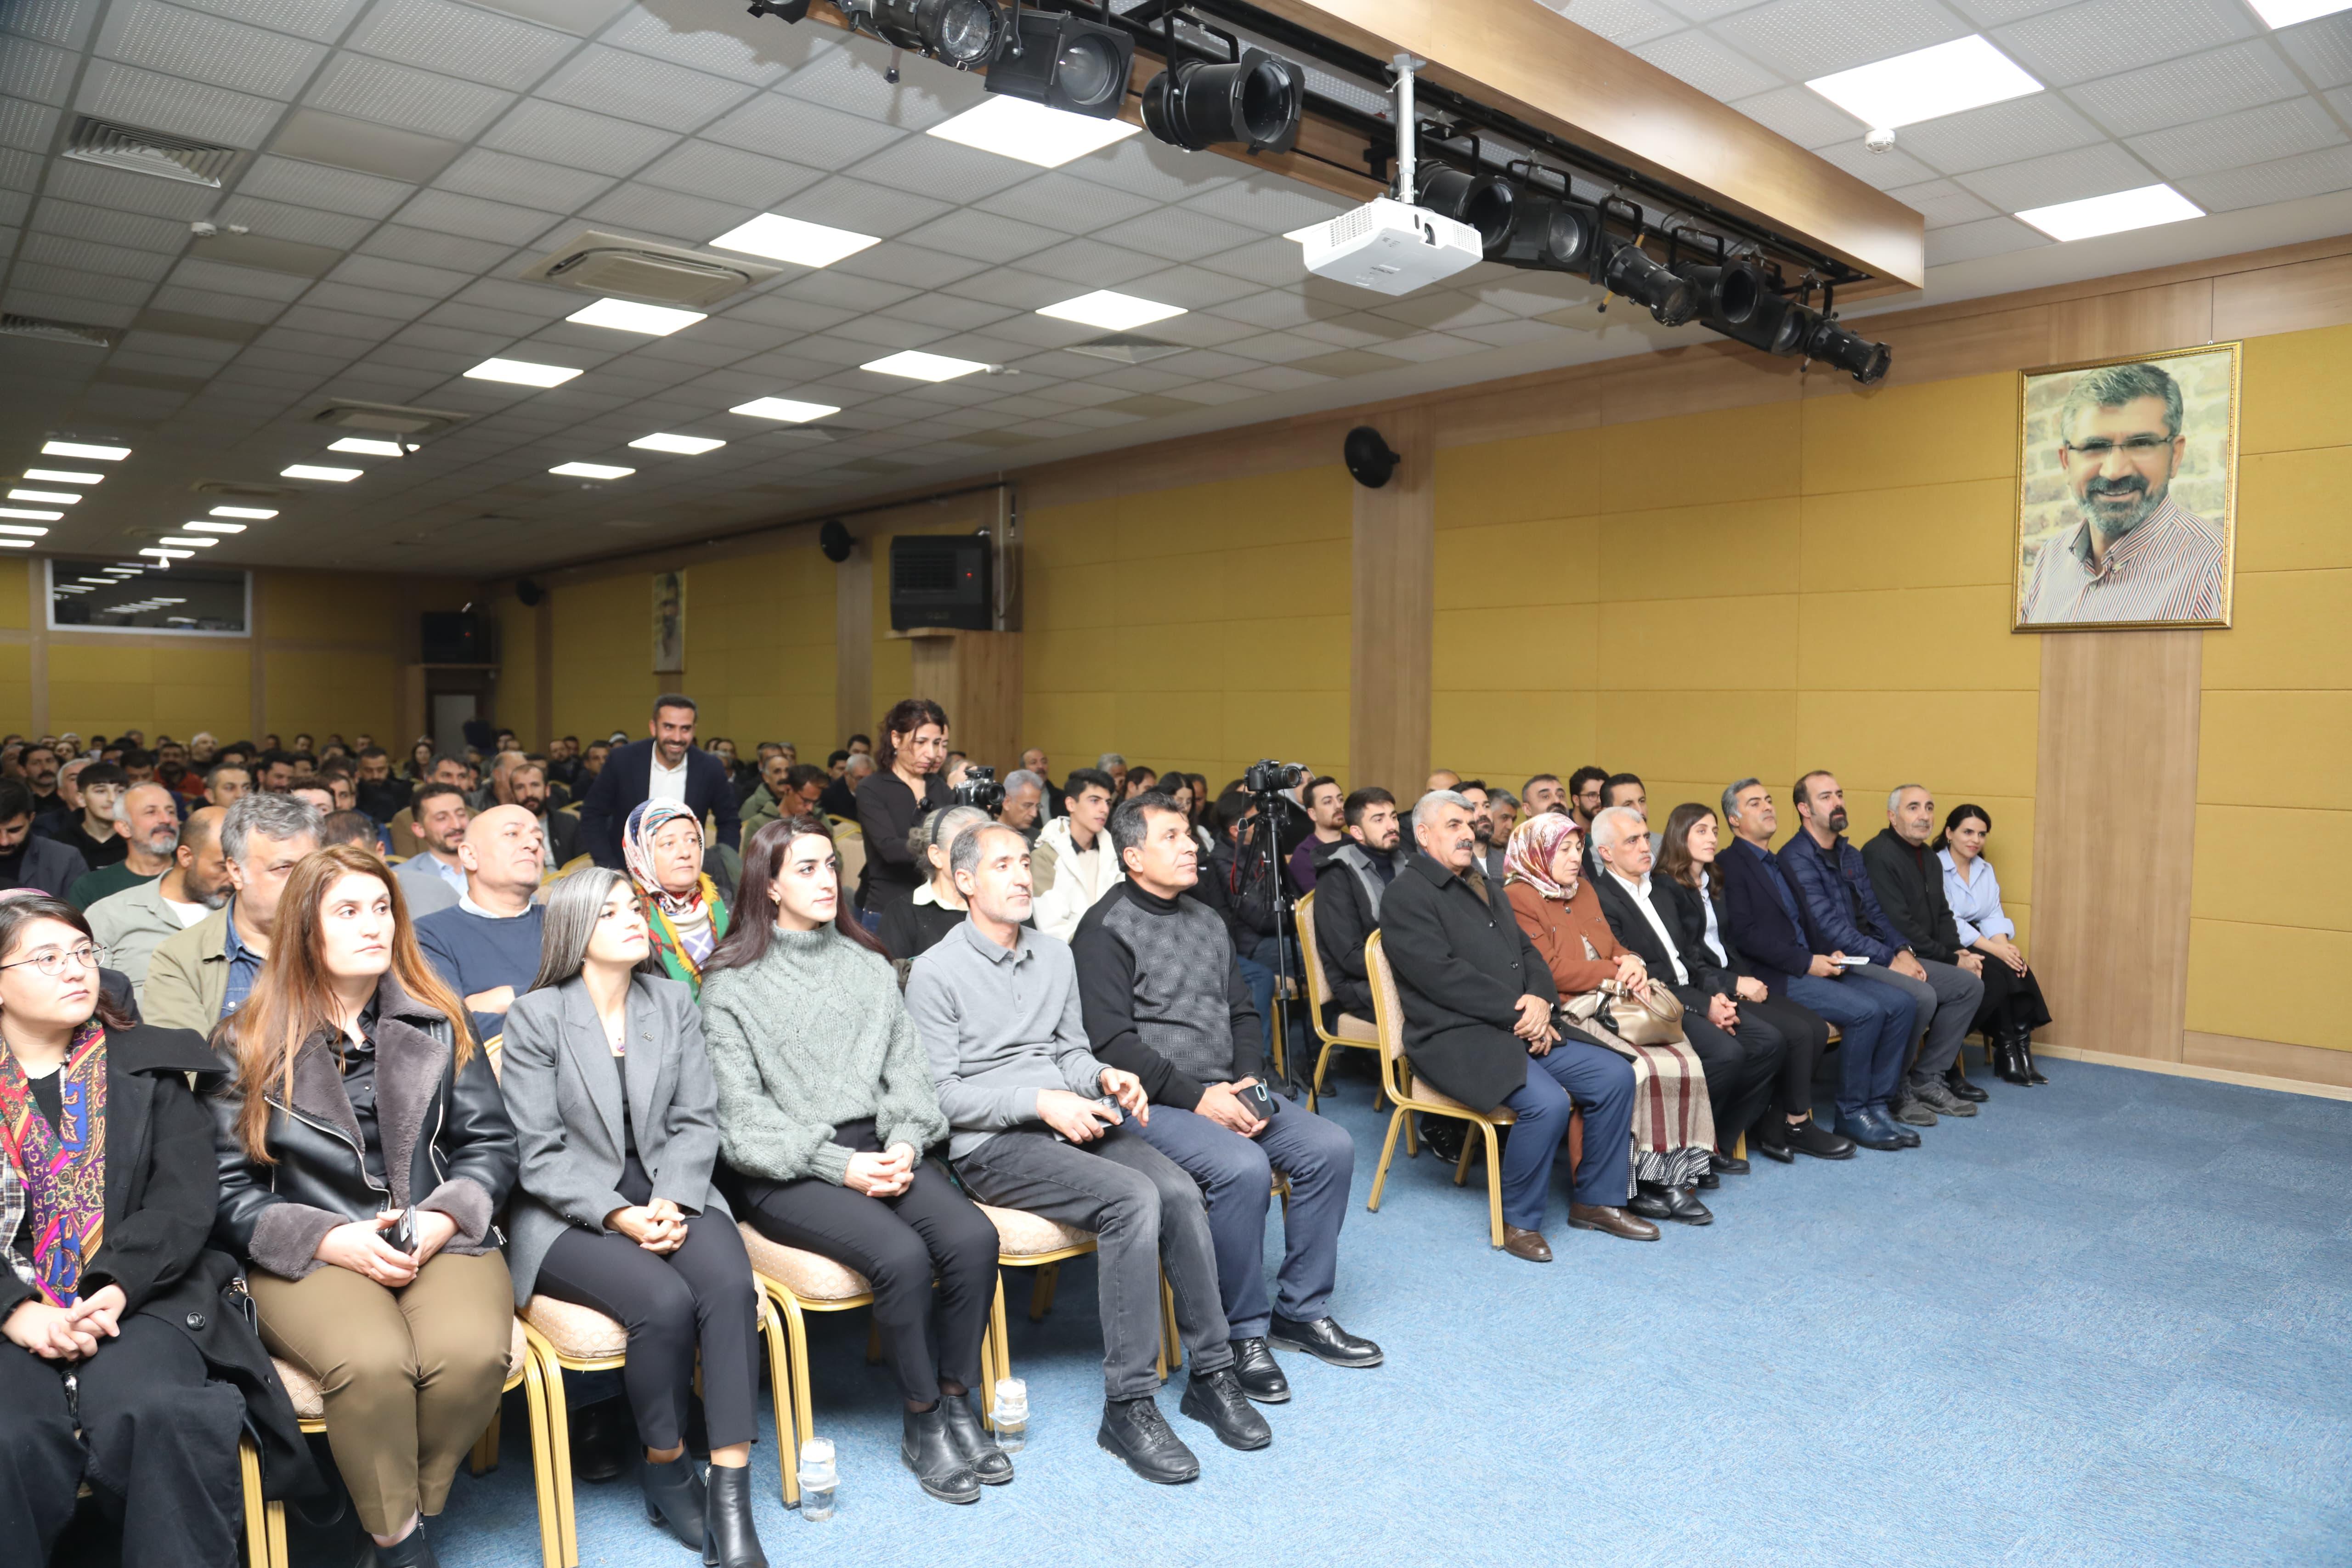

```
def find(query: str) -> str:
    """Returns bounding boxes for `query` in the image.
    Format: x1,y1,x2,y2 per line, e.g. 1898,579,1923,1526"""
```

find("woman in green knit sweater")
699,815,1006,1507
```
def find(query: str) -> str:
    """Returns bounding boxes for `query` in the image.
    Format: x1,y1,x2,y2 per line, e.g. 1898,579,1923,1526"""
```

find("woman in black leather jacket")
212,844,517,1568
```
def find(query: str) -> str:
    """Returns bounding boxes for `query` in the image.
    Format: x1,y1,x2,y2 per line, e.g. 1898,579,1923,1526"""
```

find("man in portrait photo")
2018,359,2228,627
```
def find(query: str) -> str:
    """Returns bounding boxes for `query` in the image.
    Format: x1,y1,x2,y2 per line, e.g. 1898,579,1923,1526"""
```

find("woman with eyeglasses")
500,869,767,1567
212,845,517,1568
0,895,313,1568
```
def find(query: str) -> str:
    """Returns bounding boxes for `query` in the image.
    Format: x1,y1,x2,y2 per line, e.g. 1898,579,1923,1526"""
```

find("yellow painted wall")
53,642,254,742
493,594,540,746
2186,322,2352,1053
1022,465,1353,790
0,558,30,737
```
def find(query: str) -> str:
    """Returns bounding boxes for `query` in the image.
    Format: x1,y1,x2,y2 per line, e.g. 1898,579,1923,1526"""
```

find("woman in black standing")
855,698,950,918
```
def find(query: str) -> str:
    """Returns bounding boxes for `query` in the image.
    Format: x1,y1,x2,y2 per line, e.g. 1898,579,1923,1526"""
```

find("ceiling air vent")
192,479,305,501
0,313,119,348
311,399,467,438
518,229,780,308
64,116,239,187
1066,334,1188,365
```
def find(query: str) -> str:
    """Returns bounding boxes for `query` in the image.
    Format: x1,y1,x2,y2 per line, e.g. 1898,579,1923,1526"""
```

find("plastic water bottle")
797,1438,837,1520
989,1377,1028,1454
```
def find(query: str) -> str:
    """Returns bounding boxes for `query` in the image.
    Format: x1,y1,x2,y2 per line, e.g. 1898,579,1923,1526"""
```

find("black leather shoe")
1664,1186,1713,1225
1751,1132,1795,1164
703,1461,768,1567
1097,1396,1199,1484
2020,1034,2047,1084
572,1398,630,1484
1696,1169,1720,1189
1628,1183,1675,1220
1179,1367,1272,1451
1785,1118,1855,1160
900,1405,981,1504
375,1527,441,1568
1836,1111,1903,1151
1268,1313,1384,1369
939,1390,1014,1484
641,1453,707,1550
1709,1152,1751,1176
1228,1337,1291,1402
1945,1064,1989,1103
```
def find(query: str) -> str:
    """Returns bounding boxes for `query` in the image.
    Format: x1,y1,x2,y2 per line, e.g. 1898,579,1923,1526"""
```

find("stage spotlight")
834,0,1005,67
1484,193,1597,270
1142,47,1302,152
1595,237,1698,326
1791,309,1893,384
986,9,1133,118
1676,256,1805,354
1414,163,1517,254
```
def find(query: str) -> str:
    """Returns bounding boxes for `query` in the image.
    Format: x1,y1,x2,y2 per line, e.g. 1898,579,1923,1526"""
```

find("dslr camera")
951,764,1005,813
1244,759,1306,794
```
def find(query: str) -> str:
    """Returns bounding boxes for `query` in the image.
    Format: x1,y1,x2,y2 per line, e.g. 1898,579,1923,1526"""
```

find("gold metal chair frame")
1294,891,1390,1121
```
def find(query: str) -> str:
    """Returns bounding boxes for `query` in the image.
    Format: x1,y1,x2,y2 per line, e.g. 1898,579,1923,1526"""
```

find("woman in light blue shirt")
1936,804,2052,1086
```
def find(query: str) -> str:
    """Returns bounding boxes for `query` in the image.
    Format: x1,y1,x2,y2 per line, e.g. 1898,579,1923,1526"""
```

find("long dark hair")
705,815,888,976
872,697,947,774
1659,802,1721,900
0,895,136,1034
1932,803,1991,853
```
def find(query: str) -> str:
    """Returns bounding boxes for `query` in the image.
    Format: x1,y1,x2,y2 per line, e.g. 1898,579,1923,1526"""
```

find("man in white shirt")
1029,768,1120,941
86,805,231,1002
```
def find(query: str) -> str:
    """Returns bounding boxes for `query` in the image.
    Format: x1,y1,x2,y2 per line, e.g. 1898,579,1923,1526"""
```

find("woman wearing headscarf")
623,798,731,995
1501,814,1715,1226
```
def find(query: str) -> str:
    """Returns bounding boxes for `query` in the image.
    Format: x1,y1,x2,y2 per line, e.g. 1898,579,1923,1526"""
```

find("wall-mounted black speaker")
515,577,544,606
889,533,992,632
421,611,485,664
818,519,853,563
1344,425,1399,488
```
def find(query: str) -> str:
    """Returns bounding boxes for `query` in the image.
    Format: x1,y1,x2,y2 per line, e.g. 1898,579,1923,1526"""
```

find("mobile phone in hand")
386,1207,418,1255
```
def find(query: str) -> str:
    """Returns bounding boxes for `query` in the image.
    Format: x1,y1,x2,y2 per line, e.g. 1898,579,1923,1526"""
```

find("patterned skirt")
1571,1012,1717,1194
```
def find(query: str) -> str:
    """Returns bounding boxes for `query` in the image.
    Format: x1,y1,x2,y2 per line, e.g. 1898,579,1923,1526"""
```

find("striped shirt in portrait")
2018,495,2226,625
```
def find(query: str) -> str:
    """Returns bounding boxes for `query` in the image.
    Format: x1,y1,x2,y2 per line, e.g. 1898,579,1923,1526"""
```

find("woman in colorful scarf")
1,894,312,1568
624,798,731,995
1500,814,1718,1227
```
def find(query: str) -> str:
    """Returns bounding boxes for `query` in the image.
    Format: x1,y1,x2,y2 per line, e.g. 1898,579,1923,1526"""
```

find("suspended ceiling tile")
1954,139,2155,211
1992,0,2256,88
2175,142,2352,209
78,58,287,147
1730,84,1866,149
238,153,416,218
1633,28,1784,100
535,45,756,133
97,0,328,98
1895,92,2109,175
345,0,576,90
306,53,517,140
2127,97,2345,180
1709,0,1966,82
635,140,822,208
1923,213,2049,264
479,97,677,175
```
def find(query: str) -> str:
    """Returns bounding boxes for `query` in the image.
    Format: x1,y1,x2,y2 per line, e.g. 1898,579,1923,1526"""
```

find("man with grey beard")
86,804,232,1002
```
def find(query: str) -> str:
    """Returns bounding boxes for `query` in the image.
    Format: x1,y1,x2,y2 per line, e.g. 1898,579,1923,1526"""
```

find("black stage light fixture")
1484,193,1597,270
831,0,1006,68
745,0,812,22
1142,47,1303,152
1414,162,1517,254
987,8,1134,118
1595,235,1697,326
1675,255,1806,355
1790,309,1893,385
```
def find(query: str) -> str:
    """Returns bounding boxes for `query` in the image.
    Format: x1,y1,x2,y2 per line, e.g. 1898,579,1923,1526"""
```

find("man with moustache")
67,782,183,909
87,805,232,1002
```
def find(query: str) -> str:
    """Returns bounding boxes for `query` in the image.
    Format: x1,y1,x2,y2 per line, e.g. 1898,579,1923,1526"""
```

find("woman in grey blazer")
500,869,766,1568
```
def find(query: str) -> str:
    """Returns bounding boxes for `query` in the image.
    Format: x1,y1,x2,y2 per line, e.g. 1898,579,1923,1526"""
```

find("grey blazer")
497,972,731,1305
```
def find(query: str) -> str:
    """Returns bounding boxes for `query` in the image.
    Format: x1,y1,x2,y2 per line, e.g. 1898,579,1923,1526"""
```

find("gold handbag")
1595,978,1685,1046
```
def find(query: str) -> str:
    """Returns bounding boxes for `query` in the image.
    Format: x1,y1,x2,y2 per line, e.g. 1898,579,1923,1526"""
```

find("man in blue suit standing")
578,694,740,869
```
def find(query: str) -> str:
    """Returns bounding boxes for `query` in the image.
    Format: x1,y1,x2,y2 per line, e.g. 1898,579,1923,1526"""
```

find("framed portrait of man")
2014,342,2239,631
651,569,685,672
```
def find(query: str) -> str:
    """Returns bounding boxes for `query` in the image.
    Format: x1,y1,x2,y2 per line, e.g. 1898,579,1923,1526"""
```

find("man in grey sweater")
905,822,1270,1485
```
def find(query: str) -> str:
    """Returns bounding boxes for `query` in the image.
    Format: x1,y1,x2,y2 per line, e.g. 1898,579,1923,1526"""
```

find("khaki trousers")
250,1250,513,1537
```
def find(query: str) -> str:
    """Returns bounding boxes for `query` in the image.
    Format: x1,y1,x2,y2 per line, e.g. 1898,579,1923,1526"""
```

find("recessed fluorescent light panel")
1806,36,2041,130
281,464,362,481
25,469,102,484
464,357,582,387
42,440,130,460
0,539,33,549
2016,183,2203,241
185,521,246,533
567,298,707,335
140,547,192,560
708,215,881,268
629,433,726,455
328,437,405,456
9,489,79,504
550,462,634,479
2246,0,2352,23
159,536,217,547
0,524,48,537
861,350,989,382
210,506,275,518
729,397,841,423
1039,290,1187,331
927,97,1142,167
0,507,62,520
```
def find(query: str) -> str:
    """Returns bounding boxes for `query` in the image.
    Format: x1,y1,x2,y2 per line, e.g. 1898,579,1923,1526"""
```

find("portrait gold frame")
2012,340,2240,633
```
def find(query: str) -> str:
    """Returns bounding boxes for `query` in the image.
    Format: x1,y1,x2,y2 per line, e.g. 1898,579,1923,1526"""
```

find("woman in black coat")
0,894,313,1568
855,698,950,915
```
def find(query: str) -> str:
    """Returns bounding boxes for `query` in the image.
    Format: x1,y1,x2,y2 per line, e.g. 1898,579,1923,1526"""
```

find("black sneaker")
1179,1367,1272,1451
1784,1118,1855,1160
1229,1337,1291,1402
1097,1396,1200,1484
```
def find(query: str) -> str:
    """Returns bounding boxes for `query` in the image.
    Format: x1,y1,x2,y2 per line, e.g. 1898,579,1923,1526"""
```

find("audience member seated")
49,762,129,872
354,747,411,823
1076,794,1381,1401
321,808,382,851
1716,779,1918,1152
1657,804,1851,1160
907,820,1256,1484
999,769,1046,838
1486,790,1521,858
0,895,314,1568
878,805,992,962
393,783,469,917
1380,792,1648,1260
1782,772,1982,1125
1286,776,1345,894
145,794,322,1036
17,742,62,818
1524,771,1572,820
577,739,612,792
623,800,731,996
289,781,337,821
211,844,519,1568
857,700,952,917
1121,764,1159,800
699,817,1005,1507
581,696,741,871
1097,753,1129,798
1029,767,1119,942
1507,812,1730,1226
32,758,90,842
86,805,228,1004
507,759,578,866
204,761,253,809
0,779,86,899
1862,786,1999,1104
499,870,767,1565
1583,808,1787,1191
743,754,825,840
1425,769,1459,795
1312,787,1404,1030
1935,804,2054,1087
416,806,547,1045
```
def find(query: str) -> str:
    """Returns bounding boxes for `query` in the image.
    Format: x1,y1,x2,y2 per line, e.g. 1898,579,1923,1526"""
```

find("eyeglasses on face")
2064,435,2173,459
0,944,105,977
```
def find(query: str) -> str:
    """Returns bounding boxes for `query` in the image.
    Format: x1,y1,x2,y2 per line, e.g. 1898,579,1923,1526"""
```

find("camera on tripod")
951,764,1004,812
1244,759,1306,794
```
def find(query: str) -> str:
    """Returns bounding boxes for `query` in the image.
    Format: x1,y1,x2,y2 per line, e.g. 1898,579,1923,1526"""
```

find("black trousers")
737,1122,997,1406
0,1312,247,1568
1740,993,1834,1120
1971,960,2053,1036
1669,984,1786,1151
535,1155,764,1452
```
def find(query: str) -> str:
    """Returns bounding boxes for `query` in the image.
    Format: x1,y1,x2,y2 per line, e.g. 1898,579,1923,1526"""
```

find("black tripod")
1232,791,1308,1101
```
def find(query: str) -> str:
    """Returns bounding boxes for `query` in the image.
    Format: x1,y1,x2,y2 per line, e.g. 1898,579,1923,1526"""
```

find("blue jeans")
1785,974,1914,1118
1235,952,1277,1065
1499,1039,1636,1231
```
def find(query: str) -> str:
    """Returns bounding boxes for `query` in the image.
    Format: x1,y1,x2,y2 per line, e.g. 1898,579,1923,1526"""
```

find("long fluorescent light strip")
329,437,405,456
10,488,80,504
2015,183,2203,241
464,357,582,388
550,462,634,480
159,536,217,547
0,507,63,520
25,469,102,484
0,539,34,549
184,521,246,533
0,524,48,537
708,214,881,268
1806,36,2041,131
282,464,362,481
926,97,1141,168
210,506,275,519
41,440,130,460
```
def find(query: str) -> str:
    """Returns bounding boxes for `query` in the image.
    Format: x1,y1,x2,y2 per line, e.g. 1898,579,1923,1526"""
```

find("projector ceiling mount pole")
1391,52,1421,200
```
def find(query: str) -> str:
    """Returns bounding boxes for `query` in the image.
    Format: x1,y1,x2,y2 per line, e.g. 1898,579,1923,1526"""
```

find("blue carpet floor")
422,1057,2352,1567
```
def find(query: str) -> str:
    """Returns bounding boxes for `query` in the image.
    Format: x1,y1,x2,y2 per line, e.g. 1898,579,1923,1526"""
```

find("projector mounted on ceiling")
1288,57,1481,297
519,230,783,309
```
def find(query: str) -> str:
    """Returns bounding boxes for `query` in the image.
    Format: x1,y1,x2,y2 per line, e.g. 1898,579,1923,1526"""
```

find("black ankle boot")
702,1463,767,1568
641,1453,705,1551
900,1404,981,1504
1995,1031,2031,1085
374,1525,441,1568
2019,1030,2047,1084
938,1389,1014,1484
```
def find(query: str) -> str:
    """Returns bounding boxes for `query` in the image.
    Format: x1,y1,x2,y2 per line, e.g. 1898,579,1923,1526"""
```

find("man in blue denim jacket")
1779,771,1984,1125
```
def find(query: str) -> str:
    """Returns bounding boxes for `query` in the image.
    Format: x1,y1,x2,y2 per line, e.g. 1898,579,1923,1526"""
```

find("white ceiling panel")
700,91,906,170
98,0,328,98
845,242,989,291
478,97,677,173
580,181,752,244
0,98,62,154
11,261,152,303
171,0,366,45
1808,138,1940,189
173,254,314,298
45,158,221,217
150,282,285,320
2127,98,2345,181
1009,235,1165,288
774,173,951,238
846,136,1037,203
1955,139,2154,209
1709,0,1968,81
1888,177,2003,226
535,45,755,132
2284,13,2352,89
2176,143,2352,210
0,148,45,192
4,287,138,325
78,59,288,147
1059,136,1235,204
2063,39,2302,136
307,53,516,138
1548,0,1683,47
897,208,1053,265
770,34,978,127
217,192,378,248
3,0,101,49
595,6,792,85
1633,28,1784,99
636,140,821,207
0,37,81,106
347,0,576,88
1731,84,1867,148
1924,213,2049,262
971,170,1161,235
396,186,560,243
1895,92,2108,174
433,147,614,209
361,222,514,271
239,153,417,217
1992,0,2255,88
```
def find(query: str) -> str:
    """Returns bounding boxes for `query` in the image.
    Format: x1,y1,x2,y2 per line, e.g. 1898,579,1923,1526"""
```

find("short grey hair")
924,804,991,866
1722,777,1762,825
221,792,322,866
1590,805,1645,852
950,820,1025,886
530,867,635,992
1097,753,1125,770
1887,783,1930,813
1488,789,1520,810
2060,359,2184,444
1411,788,1469,834
110,781,173,826
843,752,875,777
1004,769,1044,795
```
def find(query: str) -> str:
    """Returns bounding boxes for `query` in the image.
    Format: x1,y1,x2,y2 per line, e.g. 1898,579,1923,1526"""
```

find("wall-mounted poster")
652,570,685,672
2015,342,2239,631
